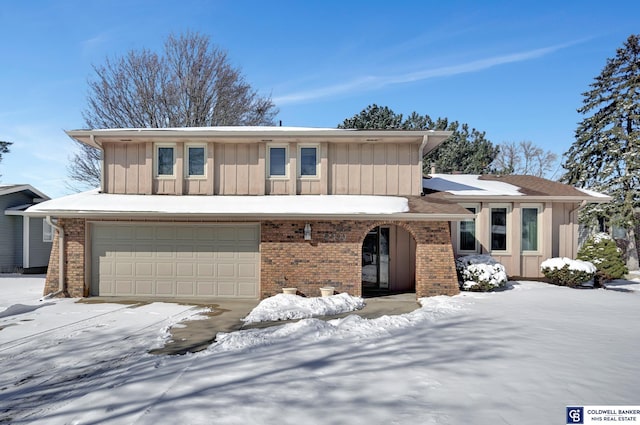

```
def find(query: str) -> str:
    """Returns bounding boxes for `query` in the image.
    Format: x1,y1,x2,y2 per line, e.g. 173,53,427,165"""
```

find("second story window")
156,145,175,177
268,145,288,178
186,145,206,178
299,145,319,178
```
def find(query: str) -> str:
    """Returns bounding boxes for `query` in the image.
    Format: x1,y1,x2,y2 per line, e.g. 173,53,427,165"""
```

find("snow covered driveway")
1,275,639,424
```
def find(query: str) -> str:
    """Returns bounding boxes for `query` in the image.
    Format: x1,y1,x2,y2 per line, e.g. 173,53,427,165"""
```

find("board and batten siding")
102,140,423,196
214,143,264,195
103,142,153,194
329,142,421,196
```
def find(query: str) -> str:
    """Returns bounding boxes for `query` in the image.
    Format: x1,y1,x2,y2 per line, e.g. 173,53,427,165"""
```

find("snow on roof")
0,184,49,199
25,190,410,216
424,174,523,196
576,187,611,198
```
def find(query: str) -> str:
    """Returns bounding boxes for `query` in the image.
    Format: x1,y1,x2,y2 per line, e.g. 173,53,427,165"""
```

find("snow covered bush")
577,232,627,284
455,255,508,292
540,257,597,287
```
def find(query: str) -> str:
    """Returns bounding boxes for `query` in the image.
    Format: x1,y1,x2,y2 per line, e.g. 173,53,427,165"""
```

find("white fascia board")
435,194,612,203
23,210,472,221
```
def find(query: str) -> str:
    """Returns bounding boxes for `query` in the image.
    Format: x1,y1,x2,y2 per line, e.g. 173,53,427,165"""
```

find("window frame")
489,203,512,254
521,203,543,254
184,143,207,179
297,144,320,179
154,143,176,179
266,144,289,179
457,203,480,254
42,219,53,243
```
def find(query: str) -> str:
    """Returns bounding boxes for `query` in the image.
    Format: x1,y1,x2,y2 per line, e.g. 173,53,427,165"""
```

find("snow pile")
215,295,467,353
242,292,365,323
540,257,597,273
455,254,508,291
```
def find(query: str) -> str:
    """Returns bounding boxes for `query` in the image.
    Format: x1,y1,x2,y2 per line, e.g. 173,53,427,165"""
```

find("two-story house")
28,127,473,300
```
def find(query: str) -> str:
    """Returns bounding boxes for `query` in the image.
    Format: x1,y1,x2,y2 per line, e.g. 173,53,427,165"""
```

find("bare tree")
69,31,278,189
492,140,559,178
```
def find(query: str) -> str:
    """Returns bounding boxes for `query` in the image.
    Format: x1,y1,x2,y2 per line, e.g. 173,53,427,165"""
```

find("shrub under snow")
455,255,508,292
540,257,597,287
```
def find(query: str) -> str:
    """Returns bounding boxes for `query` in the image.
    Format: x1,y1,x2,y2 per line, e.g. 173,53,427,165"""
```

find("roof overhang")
0,184,49,200
25,192,473,222
431,194,612,203
65,127,453,153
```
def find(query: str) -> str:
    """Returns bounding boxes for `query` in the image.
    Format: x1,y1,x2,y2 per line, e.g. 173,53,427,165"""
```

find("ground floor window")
459,205,478,252
490,206,508,251
521,206,540,252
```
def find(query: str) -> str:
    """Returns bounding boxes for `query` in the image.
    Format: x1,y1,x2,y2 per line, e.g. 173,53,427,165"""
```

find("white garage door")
91,223,260,298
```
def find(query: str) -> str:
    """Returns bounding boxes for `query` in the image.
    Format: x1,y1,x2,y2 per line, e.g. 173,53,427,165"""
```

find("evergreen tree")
339,104,497,174
561,34,640,269
0,140,12,180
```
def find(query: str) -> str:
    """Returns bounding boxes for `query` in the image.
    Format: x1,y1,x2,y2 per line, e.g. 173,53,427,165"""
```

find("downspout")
45,216,65,297
570,200,588,258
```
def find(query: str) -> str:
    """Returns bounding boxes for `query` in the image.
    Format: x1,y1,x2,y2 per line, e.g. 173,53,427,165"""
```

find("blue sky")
1,0,639,198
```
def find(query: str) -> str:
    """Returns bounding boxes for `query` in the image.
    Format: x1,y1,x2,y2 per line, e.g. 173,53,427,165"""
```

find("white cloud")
274,42,576,105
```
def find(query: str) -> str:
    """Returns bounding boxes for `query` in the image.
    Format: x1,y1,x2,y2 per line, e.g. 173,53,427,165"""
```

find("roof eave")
435,194,612,203
24,210,472,221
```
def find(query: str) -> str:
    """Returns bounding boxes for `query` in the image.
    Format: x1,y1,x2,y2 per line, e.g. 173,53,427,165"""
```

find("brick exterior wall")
260,220,459,298
43,217,459,300
44,218,86,297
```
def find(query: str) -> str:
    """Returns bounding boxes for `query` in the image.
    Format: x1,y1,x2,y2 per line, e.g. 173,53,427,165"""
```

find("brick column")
43,218,86,297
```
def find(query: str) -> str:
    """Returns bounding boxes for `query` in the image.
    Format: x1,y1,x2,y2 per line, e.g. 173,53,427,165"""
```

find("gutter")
44,216,65,297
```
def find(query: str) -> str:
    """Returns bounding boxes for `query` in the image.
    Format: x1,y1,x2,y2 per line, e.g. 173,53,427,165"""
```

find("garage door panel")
115,280,134,295
177,263,195,277
135,281,153,295
197,263,214,277
176,281,195,296
92,224,259,298
156,281,174,296
197,282,215,296
156,262,174,277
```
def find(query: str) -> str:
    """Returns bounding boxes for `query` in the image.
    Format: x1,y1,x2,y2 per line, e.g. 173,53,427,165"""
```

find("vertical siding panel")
257,143,266,195
373,143,386,195
103,144,113,193
360,144,373,195
214,144,222,195
114,144,126,194
206,142,214,195
142,142,152,194
175,143,183,195
348,144,361,194
320,142,328,195
386,144,399,195
334,144,348,194
237,144,249,195
411,143,422,196
125,144,138,193
397,144,412,196
289,142,297,195
224,145,236,195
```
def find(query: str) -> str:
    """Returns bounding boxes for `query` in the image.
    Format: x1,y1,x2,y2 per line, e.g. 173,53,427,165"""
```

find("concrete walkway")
150,293,421,355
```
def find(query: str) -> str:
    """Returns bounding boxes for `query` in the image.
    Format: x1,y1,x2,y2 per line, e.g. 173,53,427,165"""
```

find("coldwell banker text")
568,406,640,424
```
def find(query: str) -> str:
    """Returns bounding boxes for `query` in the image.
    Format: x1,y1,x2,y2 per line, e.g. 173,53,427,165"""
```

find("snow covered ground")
1,274,639,424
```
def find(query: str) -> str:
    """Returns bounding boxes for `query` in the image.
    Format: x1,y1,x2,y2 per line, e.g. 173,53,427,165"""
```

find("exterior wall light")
304,223,312,240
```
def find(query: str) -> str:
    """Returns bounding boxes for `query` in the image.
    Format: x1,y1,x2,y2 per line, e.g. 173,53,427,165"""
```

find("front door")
362,226,390,290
